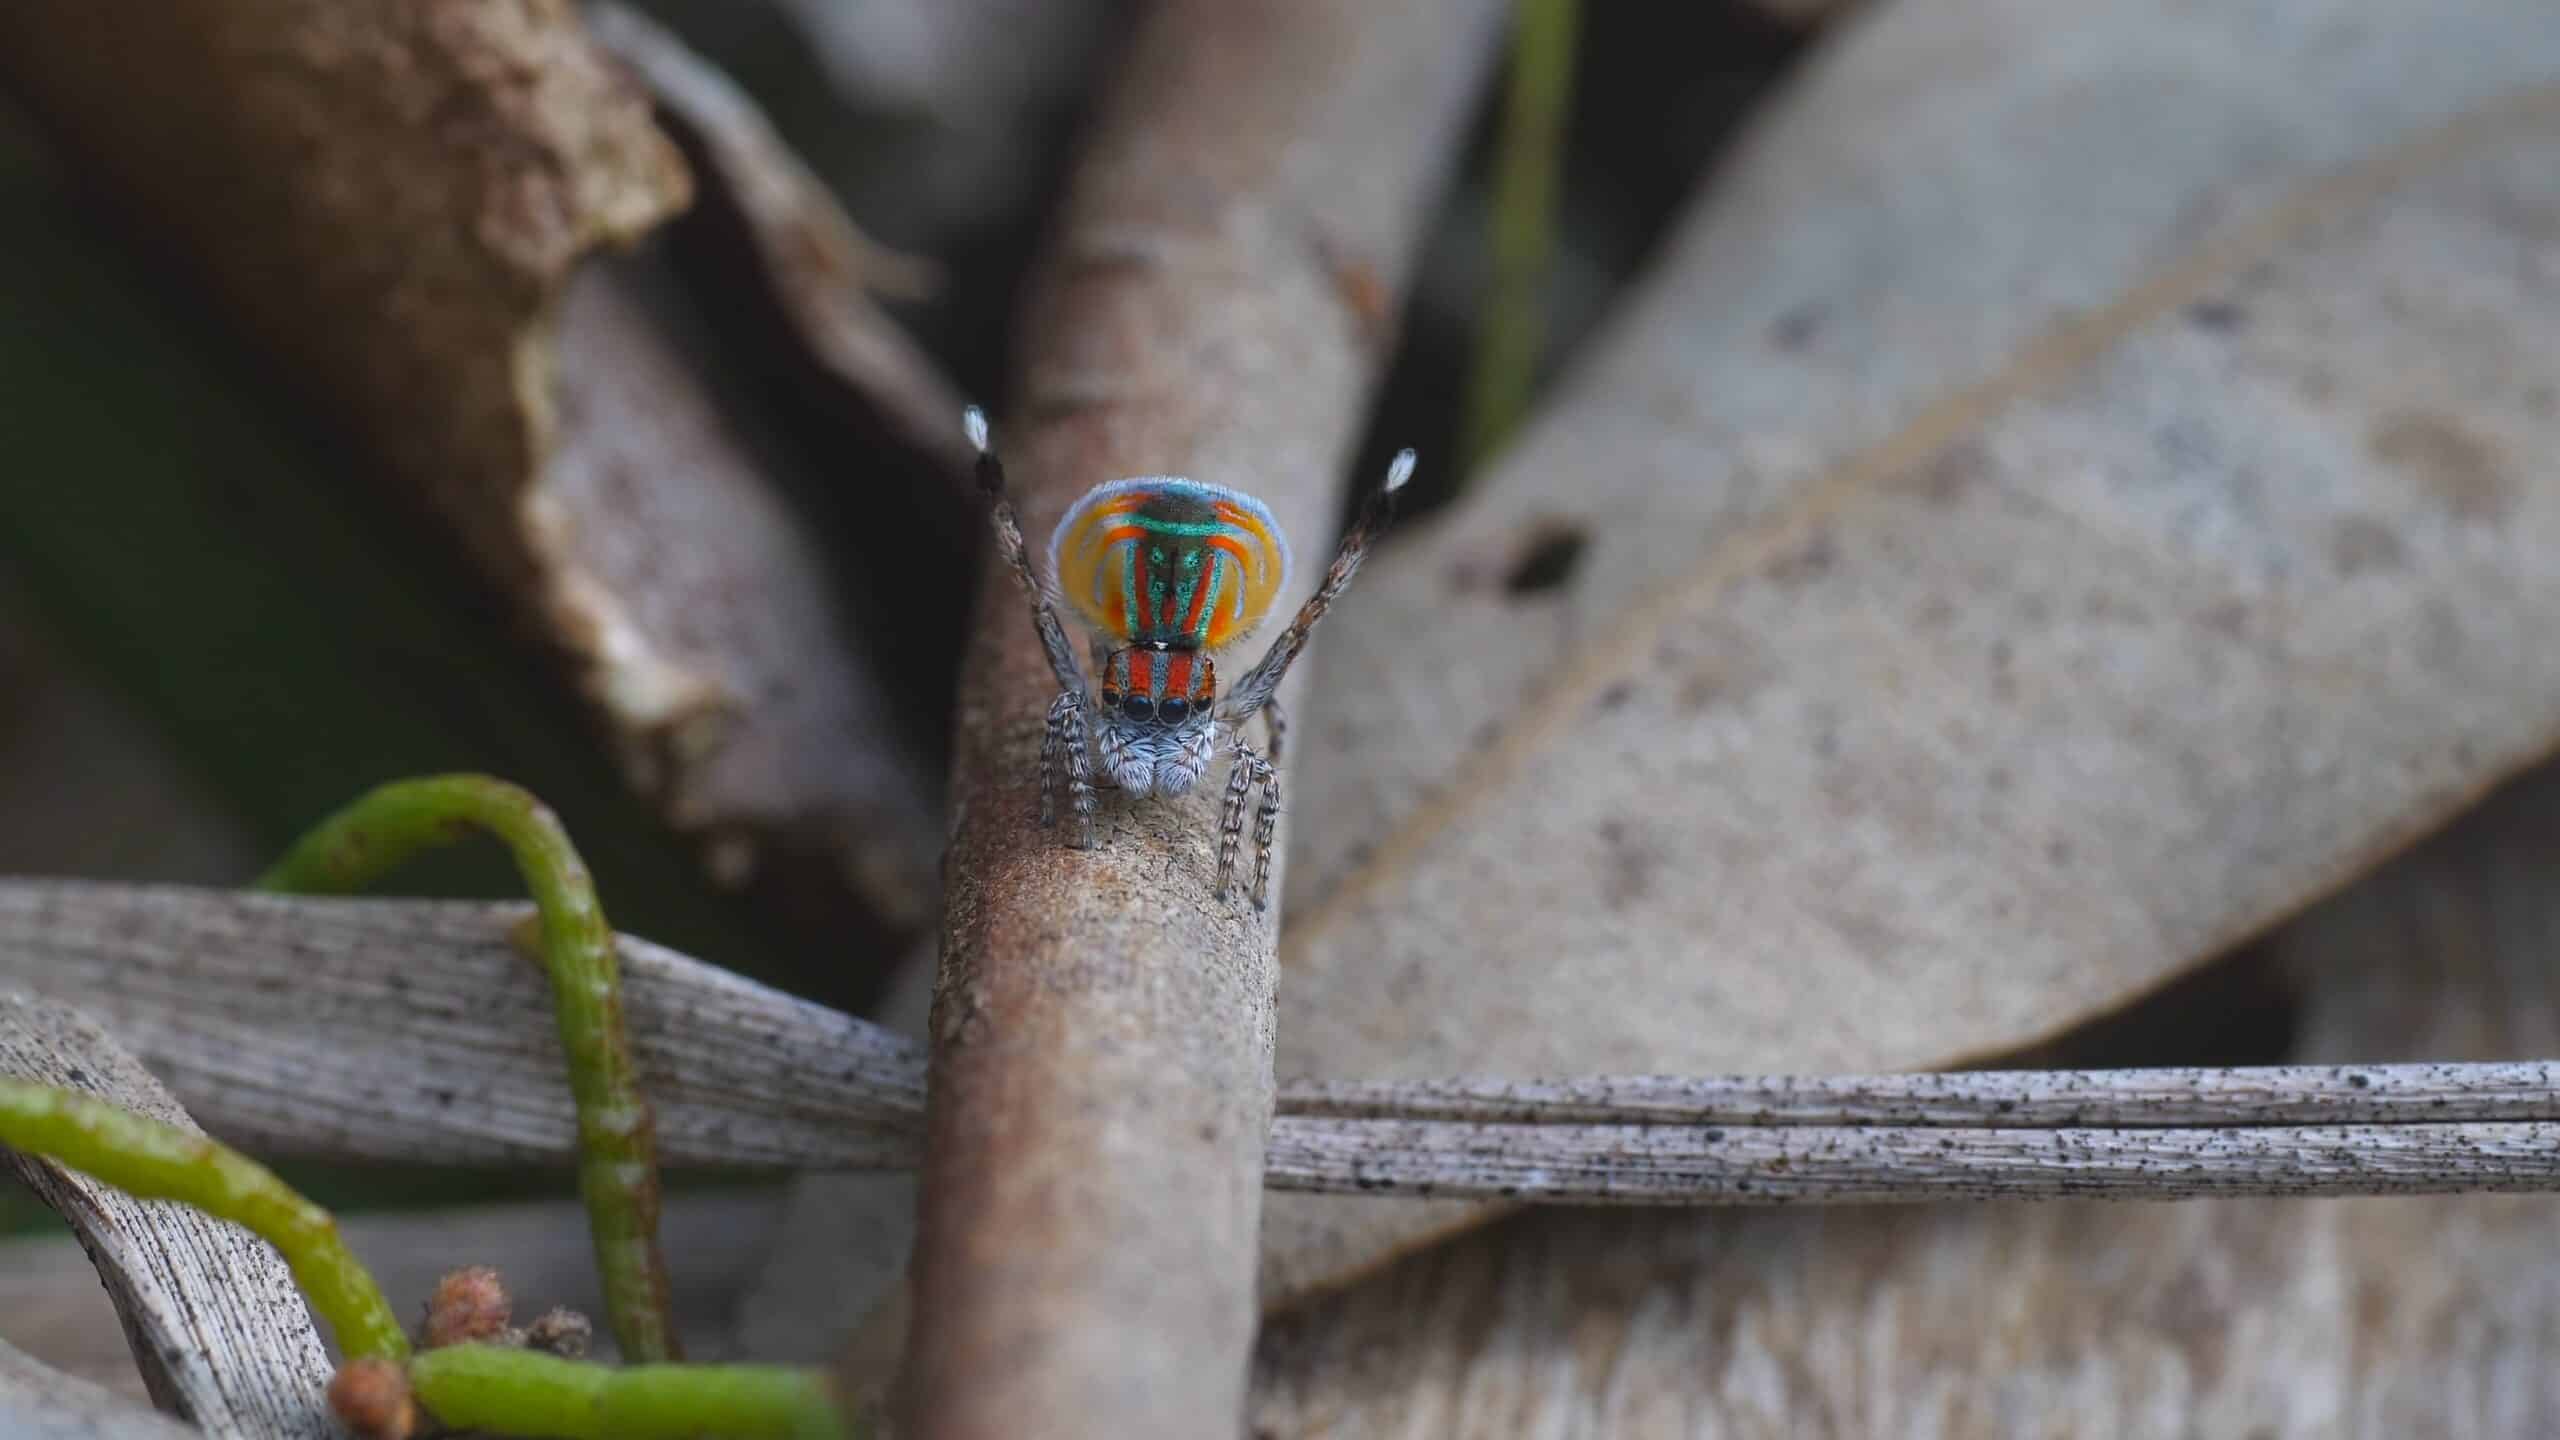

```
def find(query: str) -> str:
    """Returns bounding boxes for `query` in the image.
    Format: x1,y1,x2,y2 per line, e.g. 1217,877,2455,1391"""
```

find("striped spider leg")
1212,448,1414,908
965,405,1099,847
964,404,1413,909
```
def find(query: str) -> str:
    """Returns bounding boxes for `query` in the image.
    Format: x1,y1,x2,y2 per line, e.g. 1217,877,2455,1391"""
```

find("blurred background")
9,0,2560,1431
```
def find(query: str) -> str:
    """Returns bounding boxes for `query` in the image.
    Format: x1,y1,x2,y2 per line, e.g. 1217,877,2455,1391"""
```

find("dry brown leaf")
0,0,940,939
1249,749,2560,1439
586,3,972,475
1263,0,2560,1302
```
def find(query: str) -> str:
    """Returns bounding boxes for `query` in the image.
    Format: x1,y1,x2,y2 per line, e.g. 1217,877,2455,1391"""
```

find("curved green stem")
259,775,676,1363
1461,0,1580,476
409,1346,850,1440
0,1078,408,1361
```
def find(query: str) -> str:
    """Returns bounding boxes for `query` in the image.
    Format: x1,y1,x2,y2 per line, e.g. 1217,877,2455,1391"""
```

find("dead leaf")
0,0,942,943
1250,740,2560,1440
1266,0,2560,1301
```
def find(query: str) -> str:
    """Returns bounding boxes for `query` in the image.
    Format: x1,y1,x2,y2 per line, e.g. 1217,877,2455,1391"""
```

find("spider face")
1094,701,1218,798
1093,642,1220,796
1098,644,1218,727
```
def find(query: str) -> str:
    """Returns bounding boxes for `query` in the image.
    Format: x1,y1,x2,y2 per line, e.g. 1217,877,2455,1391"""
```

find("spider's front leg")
965,404,1103,847
1217,738,1280,910
1048,689,1098,848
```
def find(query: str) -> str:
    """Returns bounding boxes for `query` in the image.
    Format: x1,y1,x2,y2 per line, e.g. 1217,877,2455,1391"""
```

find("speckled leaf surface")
1251,719,2560,1440
1264,0,2560,1302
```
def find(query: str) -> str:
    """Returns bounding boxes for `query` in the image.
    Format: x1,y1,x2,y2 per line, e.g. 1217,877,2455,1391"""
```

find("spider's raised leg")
1050,689,1097,848
965,405,1091,706
1220,448,1415,726
966,405,1098,844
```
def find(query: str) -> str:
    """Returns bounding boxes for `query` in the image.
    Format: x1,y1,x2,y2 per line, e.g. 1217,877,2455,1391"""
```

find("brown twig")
906,3,1506,1434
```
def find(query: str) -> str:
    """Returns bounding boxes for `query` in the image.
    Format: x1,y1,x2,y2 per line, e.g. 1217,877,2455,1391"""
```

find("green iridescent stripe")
1190,553,1226,645
1117,540,1139,636
1120,515,1232,538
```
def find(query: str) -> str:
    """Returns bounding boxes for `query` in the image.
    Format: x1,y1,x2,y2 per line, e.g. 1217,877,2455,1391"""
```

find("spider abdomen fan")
1050,478,1293,653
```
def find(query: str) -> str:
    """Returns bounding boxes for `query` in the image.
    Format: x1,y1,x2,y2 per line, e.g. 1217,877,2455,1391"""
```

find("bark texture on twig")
0,1341,195,1440
0,999,334,1439
0,0,940,938
910,4,1504,1434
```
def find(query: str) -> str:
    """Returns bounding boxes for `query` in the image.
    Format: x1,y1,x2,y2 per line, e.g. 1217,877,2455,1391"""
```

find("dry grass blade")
0,1340,195,1440
20,879,2560,1226
1266,1118,2560,1203
1277,1062,2560,1127
0,998,335,1438
909,2,1505,1435
0,883,922,1170
1264,0,2560,1303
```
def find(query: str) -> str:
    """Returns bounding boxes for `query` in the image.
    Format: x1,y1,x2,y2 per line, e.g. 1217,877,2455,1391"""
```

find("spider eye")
1158,697,1190,724
1100,689,1123,711
1122,694,1156,723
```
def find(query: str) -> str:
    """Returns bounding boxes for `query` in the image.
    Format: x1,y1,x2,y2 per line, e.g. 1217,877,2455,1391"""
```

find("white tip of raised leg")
962,405,990,453
1385,448,1417,493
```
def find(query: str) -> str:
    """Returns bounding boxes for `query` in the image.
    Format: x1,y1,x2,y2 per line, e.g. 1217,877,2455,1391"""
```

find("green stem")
1461,0,1580,476
0,1078,408,1362
259,775,676,1363
410,1346,850,1440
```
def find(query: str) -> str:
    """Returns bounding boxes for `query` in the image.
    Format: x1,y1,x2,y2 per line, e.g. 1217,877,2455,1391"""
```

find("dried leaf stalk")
16,882,2560,1212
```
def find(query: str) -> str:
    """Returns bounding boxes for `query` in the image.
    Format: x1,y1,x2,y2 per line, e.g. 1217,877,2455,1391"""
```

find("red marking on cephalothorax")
1163,652,1193,699
1126,648,1154,696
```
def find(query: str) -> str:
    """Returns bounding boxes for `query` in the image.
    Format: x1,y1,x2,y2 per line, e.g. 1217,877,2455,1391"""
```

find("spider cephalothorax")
964,405,1413,908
